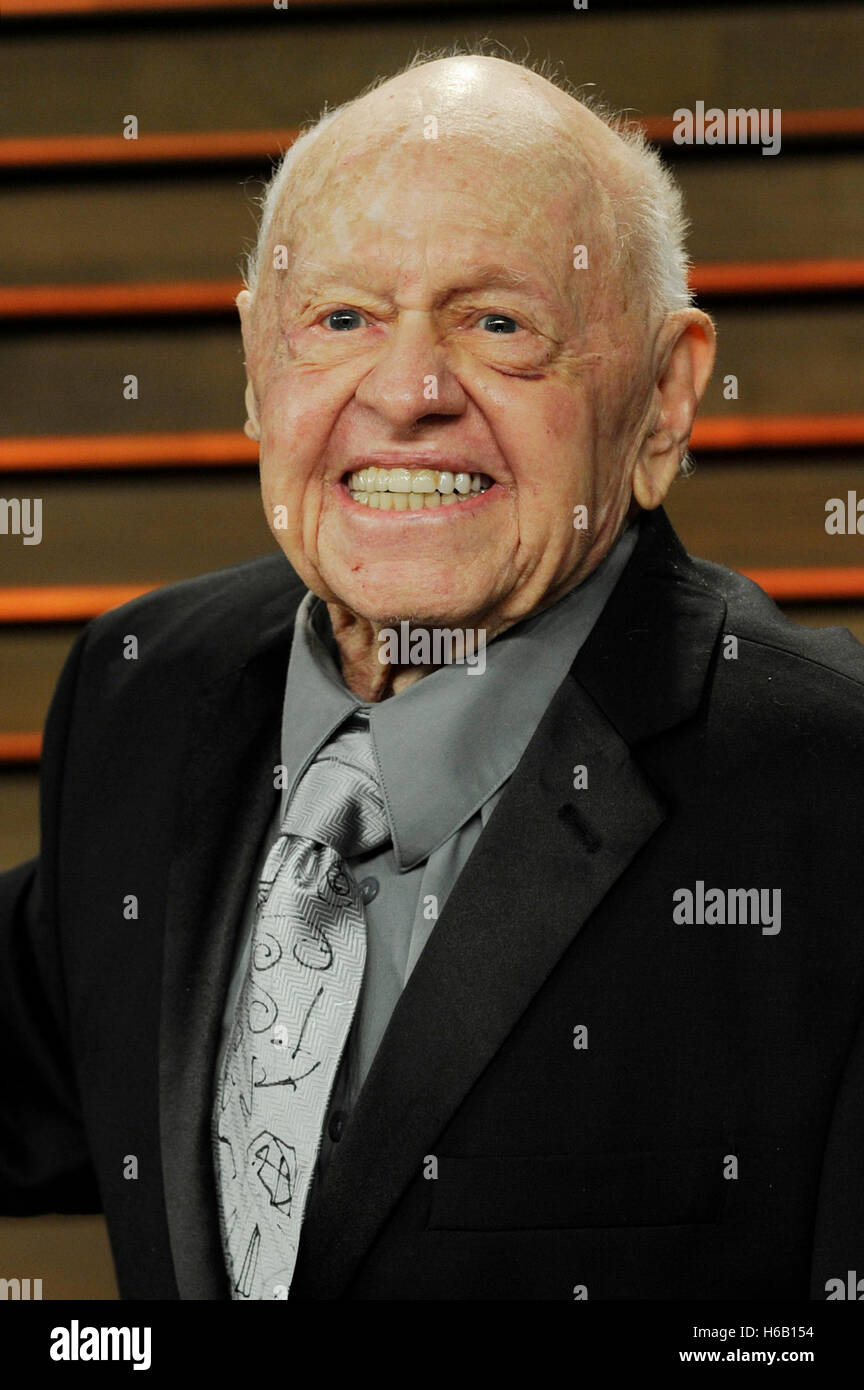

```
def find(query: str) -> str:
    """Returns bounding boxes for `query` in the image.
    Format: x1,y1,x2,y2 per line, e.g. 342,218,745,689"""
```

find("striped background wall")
1,0,862,1298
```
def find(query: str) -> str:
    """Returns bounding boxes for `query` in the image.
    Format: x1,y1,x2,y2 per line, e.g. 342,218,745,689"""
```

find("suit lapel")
157,510,727,1301
293,508,727,1298
158,577,302,1299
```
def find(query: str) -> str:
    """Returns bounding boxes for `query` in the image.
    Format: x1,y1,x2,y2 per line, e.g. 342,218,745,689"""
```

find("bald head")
248,55,688,333
308,53,619,158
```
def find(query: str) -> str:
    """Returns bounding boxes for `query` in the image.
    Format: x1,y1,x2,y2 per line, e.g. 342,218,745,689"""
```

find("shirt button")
328,1109,348,1143
359,876,379,905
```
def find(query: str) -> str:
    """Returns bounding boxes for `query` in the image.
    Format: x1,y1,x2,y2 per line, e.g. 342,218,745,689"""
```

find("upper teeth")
348,466,492,508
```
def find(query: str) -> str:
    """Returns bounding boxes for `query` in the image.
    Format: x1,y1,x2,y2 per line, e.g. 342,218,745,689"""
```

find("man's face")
245,131,651,632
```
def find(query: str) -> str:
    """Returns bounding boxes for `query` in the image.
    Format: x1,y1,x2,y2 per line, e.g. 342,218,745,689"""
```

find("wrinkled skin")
239,57,715,699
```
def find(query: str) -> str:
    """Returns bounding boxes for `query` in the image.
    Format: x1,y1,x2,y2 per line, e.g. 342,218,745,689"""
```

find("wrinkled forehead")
262,120,621,316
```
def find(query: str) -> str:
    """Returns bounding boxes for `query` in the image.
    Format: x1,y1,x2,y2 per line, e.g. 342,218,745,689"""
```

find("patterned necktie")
213,711,390,1299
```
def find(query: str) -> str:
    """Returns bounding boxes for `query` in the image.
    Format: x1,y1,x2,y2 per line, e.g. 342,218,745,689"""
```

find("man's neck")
326,605,465,701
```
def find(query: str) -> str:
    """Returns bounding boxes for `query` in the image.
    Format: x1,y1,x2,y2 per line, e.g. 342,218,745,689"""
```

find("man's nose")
353,314,467,428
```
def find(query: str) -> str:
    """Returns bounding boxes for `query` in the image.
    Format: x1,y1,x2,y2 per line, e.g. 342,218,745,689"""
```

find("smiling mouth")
344,465,494,510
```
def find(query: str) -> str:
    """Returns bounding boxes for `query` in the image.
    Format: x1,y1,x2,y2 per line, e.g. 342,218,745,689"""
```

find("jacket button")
359,876,379,904
328,1109,347,1143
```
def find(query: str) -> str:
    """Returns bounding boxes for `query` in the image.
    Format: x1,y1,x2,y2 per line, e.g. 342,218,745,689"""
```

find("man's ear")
237,289,261,441
632,309,716,510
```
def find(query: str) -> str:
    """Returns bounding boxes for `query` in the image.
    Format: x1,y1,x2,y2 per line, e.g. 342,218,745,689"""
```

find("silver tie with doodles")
213,711,389,1299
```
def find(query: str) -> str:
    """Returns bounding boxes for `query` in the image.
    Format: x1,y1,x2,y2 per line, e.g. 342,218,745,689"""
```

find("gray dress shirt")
217,521,638,1187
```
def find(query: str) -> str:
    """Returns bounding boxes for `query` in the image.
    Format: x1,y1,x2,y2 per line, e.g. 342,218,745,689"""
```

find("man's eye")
323,309,366,331
478,314,520,334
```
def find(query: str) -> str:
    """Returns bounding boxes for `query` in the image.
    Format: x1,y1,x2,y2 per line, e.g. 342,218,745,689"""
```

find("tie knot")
280,712,390,858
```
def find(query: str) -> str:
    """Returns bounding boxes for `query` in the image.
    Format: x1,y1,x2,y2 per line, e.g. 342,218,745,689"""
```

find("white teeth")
388,468,413,494
347,466,494,508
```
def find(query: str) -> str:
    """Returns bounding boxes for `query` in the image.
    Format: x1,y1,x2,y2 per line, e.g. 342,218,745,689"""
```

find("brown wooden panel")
700,303,864,416
0,323,246,435
0,472,272,585
0,1215,118,1300
0,179,258,285
1,6,862,136
0,627,80,731
678,156,864,263
0,770,39,866
666,458,864,571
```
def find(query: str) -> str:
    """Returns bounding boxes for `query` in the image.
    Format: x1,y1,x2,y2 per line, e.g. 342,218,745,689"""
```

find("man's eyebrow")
444,265,557,303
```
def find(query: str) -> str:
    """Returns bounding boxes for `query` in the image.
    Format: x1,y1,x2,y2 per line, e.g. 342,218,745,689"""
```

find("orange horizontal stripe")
0,280,242,318
690,258,864,296
692,415,864,450
0,732,42,763
4,259,864,320
3,108,864,170
0,584,155,622
0,129,299,168
1,572,863,625
3,417,863,474
742,567,864,602
0,431,257,470
1,0,381,14
7,0,258,9
639,107,864,142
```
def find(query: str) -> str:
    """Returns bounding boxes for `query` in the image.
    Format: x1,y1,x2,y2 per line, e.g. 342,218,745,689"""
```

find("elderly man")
1,55,863,1303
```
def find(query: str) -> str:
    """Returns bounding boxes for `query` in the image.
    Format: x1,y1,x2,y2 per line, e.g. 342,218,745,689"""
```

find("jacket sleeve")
0,626,101,1214
809,1006,864,1299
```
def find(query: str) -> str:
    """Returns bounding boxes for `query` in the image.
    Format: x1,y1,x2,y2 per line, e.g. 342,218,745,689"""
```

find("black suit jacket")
2,507,864,1300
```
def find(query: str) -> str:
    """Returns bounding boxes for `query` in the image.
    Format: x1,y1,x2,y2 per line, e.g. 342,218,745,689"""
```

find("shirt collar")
280,521,639,869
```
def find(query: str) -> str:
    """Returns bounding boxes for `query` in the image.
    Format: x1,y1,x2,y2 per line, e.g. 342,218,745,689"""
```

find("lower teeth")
349,485,490,508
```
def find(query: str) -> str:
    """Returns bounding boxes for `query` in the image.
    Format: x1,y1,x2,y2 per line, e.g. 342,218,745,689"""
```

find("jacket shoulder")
78,552,307,687
691,555,864,692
